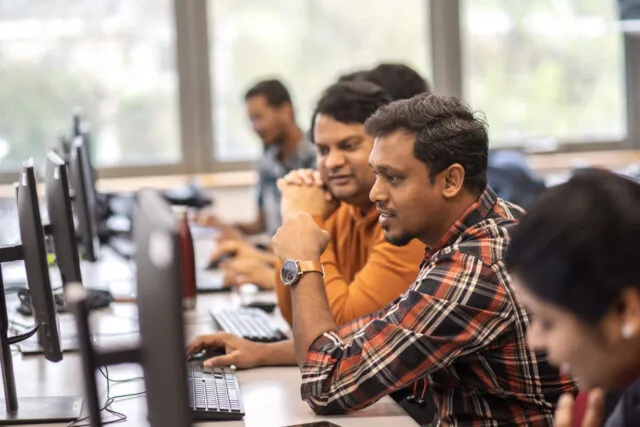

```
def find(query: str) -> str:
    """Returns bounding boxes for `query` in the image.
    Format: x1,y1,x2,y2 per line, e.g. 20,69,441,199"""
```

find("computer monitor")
620,0,640,20
134,189,191,427
0,161,83,424
17,161,62,363
69,136,100,262
67,188,191,427
72,111,97,187
45,151,82,286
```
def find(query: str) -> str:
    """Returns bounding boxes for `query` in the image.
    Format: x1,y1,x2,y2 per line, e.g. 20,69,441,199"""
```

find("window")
462,0,626,149
0,0,181,171
208,0,431,161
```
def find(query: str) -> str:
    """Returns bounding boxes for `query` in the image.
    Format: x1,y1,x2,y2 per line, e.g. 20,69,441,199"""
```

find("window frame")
437,0,636,154
0,0,634,185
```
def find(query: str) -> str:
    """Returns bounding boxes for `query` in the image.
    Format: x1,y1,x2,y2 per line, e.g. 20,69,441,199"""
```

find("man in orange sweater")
187,80,426,368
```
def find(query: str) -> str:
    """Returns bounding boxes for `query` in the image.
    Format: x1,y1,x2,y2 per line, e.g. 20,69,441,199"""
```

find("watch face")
280,260,299,286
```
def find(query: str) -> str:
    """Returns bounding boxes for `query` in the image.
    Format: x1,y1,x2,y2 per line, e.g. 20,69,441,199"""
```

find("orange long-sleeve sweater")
276,203,425,326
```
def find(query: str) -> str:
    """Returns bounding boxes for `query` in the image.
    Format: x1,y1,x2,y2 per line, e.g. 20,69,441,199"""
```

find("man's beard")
384,230,413,247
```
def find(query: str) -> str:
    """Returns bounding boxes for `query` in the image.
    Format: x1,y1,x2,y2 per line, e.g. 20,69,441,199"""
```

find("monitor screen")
17,161,63,362
45,151,82,286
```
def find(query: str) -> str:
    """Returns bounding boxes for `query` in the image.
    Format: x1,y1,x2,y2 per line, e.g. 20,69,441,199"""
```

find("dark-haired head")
366,93,488,194
311,80,392,209
506,168,640,389
366,93,489,247
337,70,368,83
364,63,431,101
244,79,296,146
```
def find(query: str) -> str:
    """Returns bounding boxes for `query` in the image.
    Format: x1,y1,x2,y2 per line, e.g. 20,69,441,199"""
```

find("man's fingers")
277,178,290,191
185,337,205,355
582,389,605,427
203,353,237,368
554,393,575,427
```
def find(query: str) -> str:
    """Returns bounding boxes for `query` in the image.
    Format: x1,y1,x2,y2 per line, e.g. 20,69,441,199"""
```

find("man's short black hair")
363,63,431,101
337,70,368,83
310,80,392,142
506,169,640,323
244,79,292,108
365,93,488,194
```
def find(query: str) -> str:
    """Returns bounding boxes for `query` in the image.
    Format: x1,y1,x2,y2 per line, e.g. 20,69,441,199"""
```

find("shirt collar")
346,203,379,228
425,186,498,257
268,139,309,166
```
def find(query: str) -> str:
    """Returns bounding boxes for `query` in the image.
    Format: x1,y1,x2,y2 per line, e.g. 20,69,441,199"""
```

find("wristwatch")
280,259,324,287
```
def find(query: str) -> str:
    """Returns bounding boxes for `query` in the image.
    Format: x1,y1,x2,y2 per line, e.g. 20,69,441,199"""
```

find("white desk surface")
5,246,417,427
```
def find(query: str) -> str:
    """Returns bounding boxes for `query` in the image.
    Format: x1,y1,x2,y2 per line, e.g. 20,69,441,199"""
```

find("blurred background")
0,0,636,192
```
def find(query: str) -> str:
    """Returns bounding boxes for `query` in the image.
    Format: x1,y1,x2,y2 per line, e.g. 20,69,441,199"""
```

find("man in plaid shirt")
272,93,576,426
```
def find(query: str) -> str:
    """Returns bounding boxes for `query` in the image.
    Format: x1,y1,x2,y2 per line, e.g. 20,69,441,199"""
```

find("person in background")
198,79,316,237
187,80,425,365
267,93,575,425
505,168,640,427
200,79,315,287
216,64,429,290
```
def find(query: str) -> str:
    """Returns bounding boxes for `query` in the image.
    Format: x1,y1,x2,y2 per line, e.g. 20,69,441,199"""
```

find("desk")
7,249,417,427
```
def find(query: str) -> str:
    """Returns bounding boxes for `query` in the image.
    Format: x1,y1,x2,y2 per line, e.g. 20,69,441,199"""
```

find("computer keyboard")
209,308,287,342
187,364,244,421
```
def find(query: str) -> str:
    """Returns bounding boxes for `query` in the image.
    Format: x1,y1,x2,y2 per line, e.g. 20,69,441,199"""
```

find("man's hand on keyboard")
187,332,267,369
222,258,276,290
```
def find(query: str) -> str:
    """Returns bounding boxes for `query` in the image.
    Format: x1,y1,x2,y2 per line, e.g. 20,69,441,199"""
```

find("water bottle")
173,206,197,310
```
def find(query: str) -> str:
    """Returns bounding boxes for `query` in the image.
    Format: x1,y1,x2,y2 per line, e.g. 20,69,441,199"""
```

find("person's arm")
222,258,277,290
275,212,423,326
234,209,266,235
318,228,424,325
296,255,515,415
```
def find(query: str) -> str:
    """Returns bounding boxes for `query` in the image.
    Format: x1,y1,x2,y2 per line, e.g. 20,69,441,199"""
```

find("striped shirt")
301,187,576,426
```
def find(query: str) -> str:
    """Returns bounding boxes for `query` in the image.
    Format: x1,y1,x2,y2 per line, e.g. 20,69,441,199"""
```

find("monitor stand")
18,338,79,355
0,397,83,425
0,244,82,424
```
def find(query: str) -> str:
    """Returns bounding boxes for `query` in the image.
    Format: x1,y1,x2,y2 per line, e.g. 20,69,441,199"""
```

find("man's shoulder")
257,145,279,170
435,214,518,271
294,139,317,163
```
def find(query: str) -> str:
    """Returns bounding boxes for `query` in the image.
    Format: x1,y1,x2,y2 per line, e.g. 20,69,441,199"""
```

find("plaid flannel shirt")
301,187,576,426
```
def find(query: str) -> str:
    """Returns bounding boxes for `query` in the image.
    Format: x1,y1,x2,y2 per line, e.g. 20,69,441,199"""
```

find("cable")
7,324,38,345
98,366,143,384
65,365,146,427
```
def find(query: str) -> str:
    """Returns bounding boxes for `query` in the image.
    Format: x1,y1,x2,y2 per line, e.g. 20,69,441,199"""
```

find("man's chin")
383,230,413,247
330,187,358,203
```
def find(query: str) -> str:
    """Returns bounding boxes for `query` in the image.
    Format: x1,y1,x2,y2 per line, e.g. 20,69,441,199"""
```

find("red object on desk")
572,389,589,427
176,207,197,309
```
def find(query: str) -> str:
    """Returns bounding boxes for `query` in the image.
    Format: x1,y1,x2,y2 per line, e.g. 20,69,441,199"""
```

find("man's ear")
618,287,640,341
278,103,294,122
441,164,465,199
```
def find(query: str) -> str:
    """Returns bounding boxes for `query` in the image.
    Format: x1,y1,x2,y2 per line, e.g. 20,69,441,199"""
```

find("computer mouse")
243,301,277,314
206,252,234,270
188,347,227,362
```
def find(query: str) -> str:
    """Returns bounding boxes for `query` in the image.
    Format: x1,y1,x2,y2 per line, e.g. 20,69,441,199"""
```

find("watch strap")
298,260,324,277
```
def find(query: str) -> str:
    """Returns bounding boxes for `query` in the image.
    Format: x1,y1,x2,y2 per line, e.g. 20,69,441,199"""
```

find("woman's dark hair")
506,168,640,323
365,93,488,194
